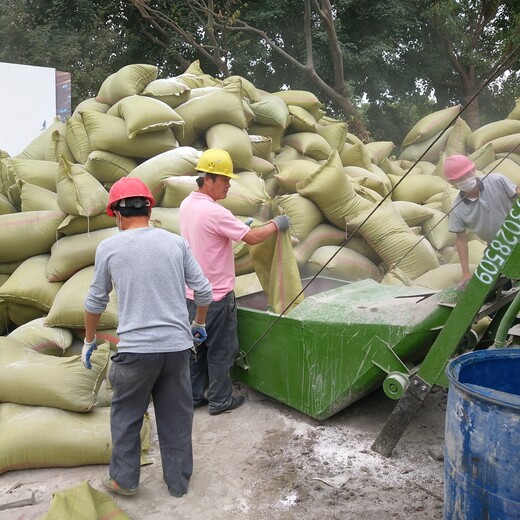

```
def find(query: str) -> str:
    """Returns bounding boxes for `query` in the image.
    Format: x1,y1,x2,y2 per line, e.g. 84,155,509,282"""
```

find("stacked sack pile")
0,60,519,474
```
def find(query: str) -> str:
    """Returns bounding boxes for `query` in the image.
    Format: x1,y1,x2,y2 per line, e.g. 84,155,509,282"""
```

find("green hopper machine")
232,198,520,457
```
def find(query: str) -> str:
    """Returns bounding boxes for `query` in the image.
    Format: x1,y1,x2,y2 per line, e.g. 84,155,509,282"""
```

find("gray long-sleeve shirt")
84,227,212,353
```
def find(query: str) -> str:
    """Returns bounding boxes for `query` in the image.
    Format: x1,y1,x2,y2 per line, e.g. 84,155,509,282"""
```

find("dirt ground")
0,384,447,520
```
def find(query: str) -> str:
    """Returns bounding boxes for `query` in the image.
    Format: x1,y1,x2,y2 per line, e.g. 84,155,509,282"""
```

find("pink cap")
444,155,475,181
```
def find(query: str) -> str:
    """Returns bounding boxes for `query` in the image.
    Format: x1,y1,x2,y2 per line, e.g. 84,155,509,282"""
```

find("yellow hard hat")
196,149,239,179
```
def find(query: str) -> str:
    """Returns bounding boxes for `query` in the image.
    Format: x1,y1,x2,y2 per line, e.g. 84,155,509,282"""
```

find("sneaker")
193,397,209,408
102,474,137,496
209,395,245,416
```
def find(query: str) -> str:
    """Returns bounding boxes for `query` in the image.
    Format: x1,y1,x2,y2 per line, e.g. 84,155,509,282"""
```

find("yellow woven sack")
250,93,291,127
282,132,331,161
218,171,269,217
20,182,60,212
205,123,254,171
392,200,435,226
467,120,520,151
45,265,119,329
399,128,451,162
149,207,180,235
0,337,109,411
16,118,64,161
272,90,323,118
0,210,65,263
402,105,461,147
364,141,396,164
47,227,119,282
56,156,109,217
296,150,373,230
9,158,59,191
223,75,263,103
141,77,191,108
160,176,198,208
8,317,73,355
413,263,476,289
128,146,201,204
421,209,455,249
56,213,116,236
43,120,75,163
85,150,138,184
250,135,274,161
42,481,131,520
107,95,184,138
72,97,110,120
0,254,63,313
483,158,520,186
0,403,151,476
486,132,520,154
507,98,520,120
96,63,158,105
174,79,248,146
248,122,287,154
303,245,380,282
0,193,16,214
292,223,346,267
287,105,317,133
387,172,448,204
275,160,320,193
274,193,324,241
82,110,178,159
339,142,373,170
347,202,440,280
445,117,471,156
315,121,348,150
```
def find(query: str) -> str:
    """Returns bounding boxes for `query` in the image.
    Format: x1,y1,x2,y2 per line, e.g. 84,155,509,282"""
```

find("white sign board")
0,62,56,156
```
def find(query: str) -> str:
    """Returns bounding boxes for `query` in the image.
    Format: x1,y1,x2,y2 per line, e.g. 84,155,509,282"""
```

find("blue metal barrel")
444,349,520,519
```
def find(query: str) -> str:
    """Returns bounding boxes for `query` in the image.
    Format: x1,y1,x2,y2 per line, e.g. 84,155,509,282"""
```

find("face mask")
454,177,477,192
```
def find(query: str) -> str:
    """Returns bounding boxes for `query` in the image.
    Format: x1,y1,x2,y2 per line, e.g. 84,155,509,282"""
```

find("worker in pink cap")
444,154,519,282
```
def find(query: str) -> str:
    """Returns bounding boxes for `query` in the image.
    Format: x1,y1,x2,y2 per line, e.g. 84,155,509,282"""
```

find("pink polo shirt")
179,191,250,301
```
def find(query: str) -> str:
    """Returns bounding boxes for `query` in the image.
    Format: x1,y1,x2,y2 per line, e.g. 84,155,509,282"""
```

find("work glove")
82,337,97,369
191,321,207,346
272,214,291,232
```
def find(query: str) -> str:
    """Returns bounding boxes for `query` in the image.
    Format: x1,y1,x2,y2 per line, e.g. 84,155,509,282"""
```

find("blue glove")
272,215,290,231
191,321,207,346
244,218,254,227
82,337,97,369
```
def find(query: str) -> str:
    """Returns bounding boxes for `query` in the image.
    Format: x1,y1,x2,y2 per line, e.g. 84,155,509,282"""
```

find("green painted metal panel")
233,279,454,420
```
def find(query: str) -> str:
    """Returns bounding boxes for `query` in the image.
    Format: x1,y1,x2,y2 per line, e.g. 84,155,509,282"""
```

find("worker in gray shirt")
83,177,212,498
445,154,519,282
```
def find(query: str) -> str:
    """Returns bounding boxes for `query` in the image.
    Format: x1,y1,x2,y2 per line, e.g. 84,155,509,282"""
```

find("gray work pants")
187,291,239,413
108,350,193,495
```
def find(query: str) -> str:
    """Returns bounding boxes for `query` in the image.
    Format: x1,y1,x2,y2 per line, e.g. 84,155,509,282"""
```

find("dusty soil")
0,384,447,520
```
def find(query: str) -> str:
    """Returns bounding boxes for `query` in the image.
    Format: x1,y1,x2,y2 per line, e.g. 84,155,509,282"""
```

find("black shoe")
193,397,209,408
209,395,245,416
168,487,187,498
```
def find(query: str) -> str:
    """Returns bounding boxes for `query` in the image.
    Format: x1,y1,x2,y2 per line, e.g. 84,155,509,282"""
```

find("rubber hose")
493,289,520,348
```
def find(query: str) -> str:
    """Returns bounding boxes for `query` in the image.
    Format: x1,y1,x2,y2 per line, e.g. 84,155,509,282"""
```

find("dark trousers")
108,350,193,495
187,291,239,414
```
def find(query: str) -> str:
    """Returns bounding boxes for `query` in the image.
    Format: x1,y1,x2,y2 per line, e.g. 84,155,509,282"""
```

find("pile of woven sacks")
0,60,519,474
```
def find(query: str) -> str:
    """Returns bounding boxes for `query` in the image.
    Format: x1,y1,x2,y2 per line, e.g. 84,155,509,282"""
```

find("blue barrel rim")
446,348,520,411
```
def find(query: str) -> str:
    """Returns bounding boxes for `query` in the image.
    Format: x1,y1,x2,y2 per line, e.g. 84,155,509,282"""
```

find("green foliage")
0,0,518,142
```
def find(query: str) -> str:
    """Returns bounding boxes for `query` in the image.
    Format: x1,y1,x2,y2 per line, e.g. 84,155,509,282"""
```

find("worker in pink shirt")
179,149,290,415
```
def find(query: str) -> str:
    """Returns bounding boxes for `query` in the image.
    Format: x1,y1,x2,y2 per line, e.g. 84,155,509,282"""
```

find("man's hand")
82,337,97,369
272,215,290,231
191,321,207,346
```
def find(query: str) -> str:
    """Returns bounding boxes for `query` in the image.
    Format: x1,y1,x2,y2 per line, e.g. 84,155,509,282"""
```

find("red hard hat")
444,155,475,181
106,177,155,216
